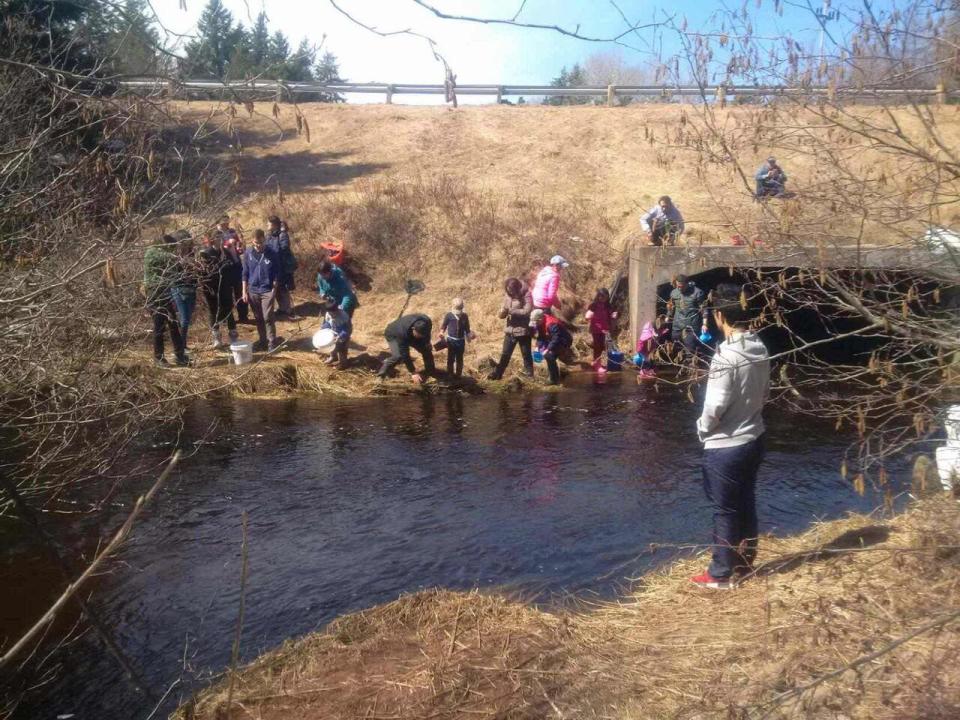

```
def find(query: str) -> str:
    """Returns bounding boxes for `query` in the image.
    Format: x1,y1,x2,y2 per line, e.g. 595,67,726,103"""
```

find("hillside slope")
147,102,960,391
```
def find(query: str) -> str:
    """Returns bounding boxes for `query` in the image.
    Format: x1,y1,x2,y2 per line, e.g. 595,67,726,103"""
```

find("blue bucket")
532,350,544,363
607,350,624,371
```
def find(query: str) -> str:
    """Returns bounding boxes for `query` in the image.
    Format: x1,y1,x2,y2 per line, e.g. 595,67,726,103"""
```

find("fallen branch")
0,450,182,671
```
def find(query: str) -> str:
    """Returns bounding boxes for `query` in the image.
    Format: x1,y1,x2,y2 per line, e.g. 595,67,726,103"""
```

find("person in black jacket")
438,298,475,378
199,232,239,349
378,314,435,383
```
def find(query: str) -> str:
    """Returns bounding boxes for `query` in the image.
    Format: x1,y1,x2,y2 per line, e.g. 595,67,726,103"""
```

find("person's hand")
468,332,477,341
242,292,249,304
611,311,618,319
411,373,424,385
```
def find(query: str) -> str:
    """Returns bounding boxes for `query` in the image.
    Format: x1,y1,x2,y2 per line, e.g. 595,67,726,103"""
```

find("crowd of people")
142,208,772,591
144,217,720,386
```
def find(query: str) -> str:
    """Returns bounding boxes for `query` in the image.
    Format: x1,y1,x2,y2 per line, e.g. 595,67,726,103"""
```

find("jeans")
672,326,698,355
756,179,785,197
203,285,236,333
702,435,766,579
149,298,186,361
490,334,533,379
543,351,561,383
249,289,277,345
378,340,434,378
591,331,606,361
650,224,679,246
171,287,196,347
231,273,247,322
276,274,293,314
446,340,465,377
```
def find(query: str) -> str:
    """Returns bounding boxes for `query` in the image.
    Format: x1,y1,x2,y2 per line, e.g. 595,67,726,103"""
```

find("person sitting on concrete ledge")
641,196,685,246
755,156,788,198
377,314,435,384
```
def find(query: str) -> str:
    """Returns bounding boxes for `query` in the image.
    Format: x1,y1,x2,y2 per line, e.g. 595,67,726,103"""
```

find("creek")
0,374,903,718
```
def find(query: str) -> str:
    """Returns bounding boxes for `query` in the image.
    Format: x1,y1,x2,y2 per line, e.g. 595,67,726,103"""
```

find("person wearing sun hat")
532,255,569,312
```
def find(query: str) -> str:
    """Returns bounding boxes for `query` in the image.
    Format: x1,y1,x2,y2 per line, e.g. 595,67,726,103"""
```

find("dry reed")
173,494,960,720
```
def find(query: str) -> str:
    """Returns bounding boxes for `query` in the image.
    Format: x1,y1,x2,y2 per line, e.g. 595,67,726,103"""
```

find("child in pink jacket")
636,321,659,380
531,255,569,310
585,288,616,372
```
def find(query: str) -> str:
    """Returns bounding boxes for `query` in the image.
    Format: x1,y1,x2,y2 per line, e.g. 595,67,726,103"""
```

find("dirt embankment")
130,102,960,397
175,493,960,720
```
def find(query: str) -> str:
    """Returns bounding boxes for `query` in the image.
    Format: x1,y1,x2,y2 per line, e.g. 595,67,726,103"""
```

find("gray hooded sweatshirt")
697,330,770,449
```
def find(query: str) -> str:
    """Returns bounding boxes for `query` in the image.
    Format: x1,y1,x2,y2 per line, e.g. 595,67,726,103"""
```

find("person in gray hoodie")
691,283,770,590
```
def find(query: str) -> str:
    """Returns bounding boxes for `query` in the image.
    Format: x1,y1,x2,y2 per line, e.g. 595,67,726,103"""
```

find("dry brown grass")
174,493,960,720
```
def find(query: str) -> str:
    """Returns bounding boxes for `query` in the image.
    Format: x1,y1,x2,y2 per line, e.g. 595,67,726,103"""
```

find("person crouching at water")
438,298,475,378
585,287,617,373
319,294,351,369
691,283,770,590
488,278,534,380
530,308,572,386
378,314,435,384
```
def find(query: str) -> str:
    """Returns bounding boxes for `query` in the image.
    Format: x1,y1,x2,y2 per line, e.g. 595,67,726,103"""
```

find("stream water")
1,374,903,719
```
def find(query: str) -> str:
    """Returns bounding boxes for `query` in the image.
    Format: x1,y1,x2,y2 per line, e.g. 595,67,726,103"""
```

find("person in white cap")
532,255,569,312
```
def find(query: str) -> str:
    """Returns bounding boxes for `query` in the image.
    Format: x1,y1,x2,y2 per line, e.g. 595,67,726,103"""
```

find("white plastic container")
936,446,960,492
946,405,960,445
230,341,253,365
312,328,337,353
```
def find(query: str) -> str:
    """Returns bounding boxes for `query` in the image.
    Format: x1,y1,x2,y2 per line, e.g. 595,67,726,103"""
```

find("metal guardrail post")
386,84,394,104
938,81,947,106
607,85,616,107
496,86,503,104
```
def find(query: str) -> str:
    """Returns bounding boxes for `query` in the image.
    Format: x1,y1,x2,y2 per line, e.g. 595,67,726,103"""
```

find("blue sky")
153,0,902,102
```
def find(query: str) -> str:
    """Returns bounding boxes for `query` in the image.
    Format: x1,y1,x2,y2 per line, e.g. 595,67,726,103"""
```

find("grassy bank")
174,493,960,720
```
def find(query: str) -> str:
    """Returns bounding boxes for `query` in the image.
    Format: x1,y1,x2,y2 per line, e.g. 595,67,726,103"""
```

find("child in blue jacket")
320,294,352,368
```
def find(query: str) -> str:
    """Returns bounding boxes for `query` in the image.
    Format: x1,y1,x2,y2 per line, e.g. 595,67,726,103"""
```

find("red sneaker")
690,570,733,590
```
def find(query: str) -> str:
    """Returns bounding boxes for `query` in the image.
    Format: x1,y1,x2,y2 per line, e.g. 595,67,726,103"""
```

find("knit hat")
550,255,570,268
529,308,544,327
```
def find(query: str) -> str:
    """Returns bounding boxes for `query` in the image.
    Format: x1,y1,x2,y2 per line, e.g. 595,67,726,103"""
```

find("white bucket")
946,405,960,445
936,446,960,492
312,328,338,353
230,341,253,365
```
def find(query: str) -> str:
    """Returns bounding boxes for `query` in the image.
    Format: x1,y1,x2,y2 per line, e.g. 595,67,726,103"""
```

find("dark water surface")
1,375,900,718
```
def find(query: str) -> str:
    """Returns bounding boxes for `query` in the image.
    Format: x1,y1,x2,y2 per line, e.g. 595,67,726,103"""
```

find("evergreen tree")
281,38,314,81
249,11,270,70
104,0,163,75
545,63,590,106
313,50,345,102
183,0,237,78
268,30,290,69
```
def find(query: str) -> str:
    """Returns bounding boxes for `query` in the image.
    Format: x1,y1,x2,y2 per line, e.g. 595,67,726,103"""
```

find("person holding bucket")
242,229,283,352
530,308,573,386
318,294,352,369
316,259,359,318
669,274,708,356
437,297,475,378
488,278,535,381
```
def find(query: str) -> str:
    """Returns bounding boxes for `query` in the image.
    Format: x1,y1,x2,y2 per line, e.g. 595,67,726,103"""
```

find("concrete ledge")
628,242,939,348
